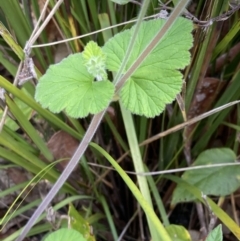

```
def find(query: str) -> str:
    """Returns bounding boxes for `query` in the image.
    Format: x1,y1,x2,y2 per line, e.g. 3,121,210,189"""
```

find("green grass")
0,0,240,240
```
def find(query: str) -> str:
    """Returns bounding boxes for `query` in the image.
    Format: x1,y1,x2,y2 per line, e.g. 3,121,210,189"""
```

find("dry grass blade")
140,100,240,146
0,62,23,132
26,0,64,49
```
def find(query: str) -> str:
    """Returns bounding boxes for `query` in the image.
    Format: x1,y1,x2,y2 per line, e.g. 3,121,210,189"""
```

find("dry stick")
117,211,138,241
196,202,208,238
21,0,52,79
25,0,64,51
176,93,186,121
0,102,10,132
93,151,130,186
159,2,240,27
16,110,106,241
93,100,240,183
139,100,240,146
30,0,71,53
88,161,240,176
30,15,159,48
28,0,51,42
30,3,240,49
0,101,10,132
231,193,239,226
138,205,145,240
20,0,63,81
142,99,240,235
16,1,190,240
0,0,56,131
201,193,217,234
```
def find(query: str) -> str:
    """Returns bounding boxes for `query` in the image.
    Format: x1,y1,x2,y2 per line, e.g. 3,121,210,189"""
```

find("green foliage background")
0,0,240,240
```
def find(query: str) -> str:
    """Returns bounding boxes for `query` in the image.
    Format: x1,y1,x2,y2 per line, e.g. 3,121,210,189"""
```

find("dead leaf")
47,130,79,171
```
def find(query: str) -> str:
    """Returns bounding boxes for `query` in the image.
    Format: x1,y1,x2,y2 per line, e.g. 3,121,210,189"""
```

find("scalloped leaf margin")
35,53,114,118
103,17,193,117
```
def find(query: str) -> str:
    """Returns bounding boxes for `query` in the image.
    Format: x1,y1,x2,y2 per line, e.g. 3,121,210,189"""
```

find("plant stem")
16,1,191,240
120,106,160,240
15,110,106,241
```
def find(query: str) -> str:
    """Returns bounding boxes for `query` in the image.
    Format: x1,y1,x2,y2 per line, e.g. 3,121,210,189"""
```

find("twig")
88,161,240,176
117,211,138,241
28,0,51,42
30,15,158,48
196,202,208,238
202,193,217,233
25,0,64,50
30,3,240,49
1,0,66,131
93,100,240,182
18,0,65,87
139,100,240,146
231,193,239,226
158,1,240,27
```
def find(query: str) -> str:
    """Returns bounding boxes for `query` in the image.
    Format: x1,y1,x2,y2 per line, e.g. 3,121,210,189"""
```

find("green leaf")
166,225,191,241
35,53,115,118
68,203,95,241
205,225,223,241
103,17,193,117
83,41,107,81
172,148,240,204
44,228,86,241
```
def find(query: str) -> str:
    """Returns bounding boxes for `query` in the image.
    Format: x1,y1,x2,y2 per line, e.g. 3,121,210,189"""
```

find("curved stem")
16,110,106,241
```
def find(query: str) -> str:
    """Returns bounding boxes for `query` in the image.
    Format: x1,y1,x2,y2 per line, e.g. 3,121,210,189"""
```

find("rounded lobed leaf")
44,228,86,241
35,53,114,118
103,17,193,117
172,148,240,204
